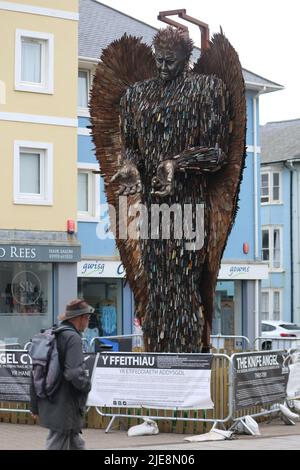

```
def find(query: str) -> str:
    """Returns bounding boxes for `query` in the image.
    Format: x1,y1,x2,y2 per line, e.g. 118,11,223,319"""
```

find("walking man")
30,299,92,450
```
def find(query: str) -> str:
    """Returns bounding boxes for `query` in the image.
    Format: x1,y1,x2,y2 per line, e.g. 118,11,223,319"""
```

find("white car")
261,320,300,350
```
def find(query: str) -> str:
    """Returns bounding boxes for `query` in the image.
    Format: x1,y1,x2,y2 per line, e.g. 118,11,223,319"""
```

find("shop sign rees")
0,246,36,260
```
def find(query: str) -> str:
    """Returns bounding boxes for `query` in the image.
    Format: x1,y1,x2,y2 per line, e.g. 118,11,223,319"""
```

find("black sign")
233,351,289,410
0,351,32,402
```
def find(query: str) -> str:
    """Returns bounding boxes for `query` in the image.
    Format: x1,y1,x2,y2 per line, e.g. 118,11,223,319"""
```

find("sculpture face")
155,46,187,81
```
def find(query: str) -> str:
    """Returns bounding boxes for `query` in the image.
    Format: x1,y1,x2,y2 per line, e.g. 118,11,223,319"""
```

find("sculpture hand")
152,160,176,197
110,162,142,196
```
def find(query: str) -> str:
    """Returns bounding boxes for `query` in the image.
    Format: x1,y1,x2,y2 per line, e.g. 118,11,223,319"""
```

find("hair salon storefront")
0,242,81,348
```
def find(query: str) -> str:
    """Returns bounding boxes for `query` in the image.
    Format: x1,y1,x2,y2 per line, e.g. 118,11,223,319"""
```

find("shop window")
14,141,53,206
15,29,54,94
0,262,53,348
78,277,122,344
213,281,242,336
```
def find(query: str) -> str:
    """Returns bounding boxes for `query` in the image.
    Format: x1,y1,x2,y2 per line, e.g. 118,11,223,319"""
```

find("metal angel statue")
90,25,246,352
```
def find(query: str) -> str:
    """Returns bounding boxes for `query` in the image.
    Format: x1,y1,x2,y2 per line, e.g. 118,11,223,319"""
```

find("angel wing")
89,35,156,317
193,31,246,346
194,31,246,271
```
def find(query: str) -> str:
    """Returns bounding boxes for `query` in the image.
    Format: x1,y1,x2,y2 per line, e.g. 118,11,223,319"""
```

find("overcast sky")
98,0,299,125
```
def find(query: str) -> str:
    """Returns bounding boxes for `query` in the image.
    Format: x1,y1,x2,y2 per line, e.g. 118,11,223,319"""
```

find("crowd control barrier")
89,352,233,433
0,344,298,435
229,349,290,433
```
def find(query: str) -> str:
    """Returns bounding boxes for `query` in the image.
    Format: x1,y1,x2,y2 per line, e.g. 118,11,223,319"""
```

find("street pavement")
0,419,300,450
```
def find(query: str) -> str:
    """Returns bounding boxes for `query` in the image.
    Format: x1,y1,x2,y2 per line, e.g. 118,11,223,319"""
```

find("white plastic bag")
128,418,159,437
234,416,260,436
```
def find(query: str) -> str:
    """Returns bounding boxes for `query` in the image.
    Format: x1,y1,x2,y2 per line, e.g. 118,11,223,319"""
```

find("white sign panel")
87,353,214,410
78,260,125,278
218,263,269,280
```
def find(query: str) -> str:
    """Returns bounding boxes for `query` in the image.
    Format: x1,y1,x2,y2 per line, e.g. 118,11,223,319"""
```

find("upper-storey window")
262,226,282,270
261,171,281,204
14,141,53,206
15,30,54,94
78,69,90,109
77,164,100,222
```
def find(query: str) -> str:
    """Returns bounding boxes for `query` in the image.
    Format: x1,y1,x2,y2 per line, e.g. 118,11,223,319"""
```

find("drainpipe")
253,87,265,340
284,160,300,322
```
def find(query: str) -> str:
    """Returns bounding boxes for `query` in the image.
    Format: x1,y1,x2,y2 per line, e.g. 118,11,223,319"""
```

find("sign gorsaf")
0,246,36,260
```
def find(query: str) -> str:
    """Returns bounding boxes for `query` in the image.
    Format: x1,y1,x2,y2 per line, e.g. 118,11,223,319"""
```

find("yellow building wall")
0,121,77,231
0,10,78,117
0,1,78,232
7,0,78,12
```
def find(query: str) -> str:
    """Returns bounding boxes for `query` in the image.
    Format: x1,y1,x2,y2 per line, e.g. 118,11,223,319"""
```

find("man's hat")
58,299,94,322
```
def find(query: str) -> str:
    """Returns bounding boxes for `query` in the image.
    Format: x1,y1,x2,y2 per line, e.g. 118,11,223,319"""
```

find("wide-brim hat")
58,300,94,322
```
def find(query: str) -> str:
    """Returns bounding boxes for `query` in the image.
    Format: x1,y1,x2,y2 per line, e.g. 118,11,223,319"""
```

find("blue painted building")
260,119,300,324
77,0,283,344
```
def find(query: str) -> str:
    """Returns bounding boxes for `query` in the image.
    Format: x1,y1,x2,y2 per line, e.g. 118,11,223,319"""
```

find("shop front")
0,242,80,347
215,262,269,343
77,260,133,345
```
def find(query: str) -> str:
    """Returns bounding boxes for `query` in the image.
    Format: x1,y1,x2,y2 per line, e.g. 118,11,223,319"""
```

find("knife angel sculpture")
90,26,246,352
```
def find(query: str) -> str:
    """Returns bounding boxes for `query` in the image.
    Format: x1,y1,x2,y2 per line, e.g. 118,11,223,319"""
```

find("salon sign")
78,260,125,278
0,244,81,262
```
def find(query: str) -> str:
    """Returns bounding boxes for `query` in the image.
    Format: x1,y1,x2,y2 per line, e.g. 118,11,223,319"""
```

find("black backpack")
29,325,73,400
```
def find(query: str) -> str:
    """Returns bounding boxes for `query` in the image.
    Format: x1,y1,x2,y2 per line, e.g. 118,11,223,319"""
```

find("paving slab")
0,420,299,450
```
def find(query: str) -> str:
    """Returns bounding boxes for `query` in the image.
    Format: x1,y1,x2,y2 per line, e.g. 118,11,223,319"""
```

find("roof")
260,119,300,164
79,0,282,93
243,69,283,93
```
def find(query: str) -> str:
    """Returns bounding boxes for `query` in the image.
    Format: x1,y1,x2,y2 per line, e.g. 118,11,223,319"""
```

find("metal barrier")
211,335,251,353
0,342,22,350
88,334,144,353
0,344,297,434
254,336,300,351
93,353,233,433
229,349,289,433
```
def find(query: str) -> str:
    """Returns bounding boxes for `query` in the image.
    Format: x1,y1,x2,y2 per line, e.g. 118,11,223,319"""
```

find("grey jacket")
30,321,91,432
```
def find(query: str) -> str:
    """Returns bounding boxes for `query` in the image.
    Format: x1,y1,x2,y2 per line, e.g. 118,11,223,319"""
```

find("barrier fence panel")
254,337,300,351
87,352,232,433
230,350,289,432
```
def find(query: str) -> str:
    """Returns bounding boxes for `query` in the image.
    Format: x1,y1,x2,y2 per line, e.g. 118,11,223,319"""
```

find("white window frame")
14,141,53,205
15,29,54,94
77,163,100,222
261,289,282,321
78,68,90,116
260,169,282,205
261,225,283,271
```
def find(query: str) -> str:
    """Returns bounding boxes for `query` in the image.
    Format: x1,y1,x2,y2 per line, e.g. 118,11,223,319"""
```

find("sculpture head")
153,27,194,81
